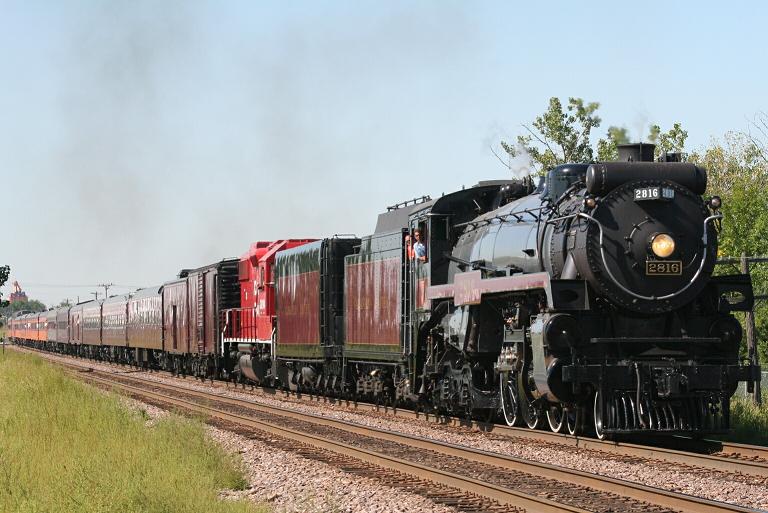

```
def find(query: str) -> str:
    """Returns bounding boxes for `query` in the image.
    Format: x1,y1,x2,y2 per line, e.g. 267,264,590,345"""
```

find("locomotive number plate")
634,186,675,201
646,260,682,275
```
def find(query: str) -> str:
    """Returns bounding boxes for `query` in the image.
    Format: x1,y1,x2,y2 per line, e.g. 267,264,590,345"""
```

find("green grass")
724,395,768,445
0,350,267,513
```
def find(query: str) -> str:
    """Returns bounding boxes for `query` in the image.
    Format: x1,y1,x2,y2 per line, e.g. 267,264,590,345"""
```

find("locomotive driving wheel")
565,406,582,436
500,373,519,426
593,390,614,440
546,404,565,432
517,370,542,429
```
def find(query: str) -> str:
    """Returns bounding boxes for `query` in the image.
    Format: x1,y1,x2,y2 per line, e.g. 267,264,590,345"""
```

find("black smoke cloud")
8,2,481,305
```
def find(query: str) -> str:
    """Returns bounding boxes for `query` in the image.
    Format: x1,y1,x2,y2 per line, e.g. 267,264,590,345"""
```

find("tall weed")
725,395,768,445
0,350,265,513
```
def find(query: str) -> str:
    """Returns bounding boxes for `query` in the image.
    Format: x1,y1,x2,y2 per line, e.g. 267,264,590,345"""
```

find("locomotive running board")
426,271,589,310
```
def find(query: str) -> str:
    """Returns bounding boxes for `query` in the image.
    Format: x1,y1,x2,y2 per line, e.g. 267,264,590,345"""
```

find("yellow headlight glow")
651,233,676,258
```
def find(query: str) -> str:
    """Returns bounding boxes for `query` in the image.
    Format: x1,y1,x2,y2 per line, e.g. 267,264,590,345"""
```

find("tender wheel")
546,404,565,433
566,406,582,436
500,374,519,426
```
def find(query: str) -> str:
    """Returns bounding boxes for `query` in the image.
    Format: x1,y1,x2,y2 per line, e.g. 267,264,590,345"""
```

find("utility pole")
91,291,99,301
98,283,114,299
741,253,762,405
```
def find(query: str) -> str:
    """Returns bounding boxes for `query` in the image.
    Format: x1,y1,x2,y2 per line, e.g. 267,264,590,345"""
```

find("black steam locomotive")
421,143,758,438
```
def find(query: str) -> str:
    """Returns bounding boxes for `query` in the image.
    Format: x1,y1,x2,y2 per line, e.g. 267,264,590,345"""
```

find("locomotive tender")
10,143,760,438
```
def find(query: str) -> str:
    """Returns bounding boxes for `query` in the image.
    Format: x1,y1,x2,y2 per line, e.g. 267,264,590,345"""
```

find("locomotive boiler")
424,143,759,438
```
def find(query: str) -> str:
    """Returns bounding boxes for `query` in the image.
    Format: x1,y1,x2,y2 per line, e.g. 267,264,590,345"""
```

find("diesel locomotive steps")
10,142,760,439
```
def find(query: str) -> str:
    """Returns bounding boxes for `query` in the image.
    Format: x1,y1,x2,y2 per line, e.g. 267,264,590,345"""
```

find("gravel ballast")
209,424,459,513
116,381,459,512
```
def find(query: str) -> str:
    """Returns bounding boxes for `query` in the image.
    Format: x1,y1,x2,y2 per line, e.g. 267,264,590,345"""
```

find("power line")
10,283,147,289
98,283,114,298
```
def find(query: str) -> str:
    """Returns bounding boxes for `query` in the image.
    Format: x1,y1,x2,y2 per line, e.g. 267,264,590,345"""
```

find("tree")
502,97,688,172
0,298,46,318
649,123,689,159
745,112,768,167
502,97,602,173
0,265,8,309
596,126,630,162
596,124,688,162
0,265,7,328
690,132,768,362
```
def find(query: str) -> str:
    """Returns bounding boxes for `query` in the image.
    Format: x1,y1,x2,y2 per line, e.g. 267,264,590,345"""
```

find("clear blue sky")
1,0,766,306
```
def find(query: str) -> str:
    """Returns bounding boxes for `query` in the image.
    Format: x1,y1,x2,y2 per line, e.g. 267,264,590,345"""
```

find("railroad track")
34,353,759,513
15,346,766,511
14,346,768,476
256,381,768,478
15,345,768,478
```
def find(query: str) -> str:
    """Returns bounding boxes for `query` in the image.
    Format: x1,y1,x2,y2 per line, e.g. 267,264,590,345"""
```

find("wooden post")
741,253,762,404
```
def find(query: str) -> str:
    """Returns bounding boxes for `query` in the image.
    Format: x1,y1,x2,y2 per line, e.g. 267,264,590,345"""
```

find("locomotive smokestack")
617,143,655,162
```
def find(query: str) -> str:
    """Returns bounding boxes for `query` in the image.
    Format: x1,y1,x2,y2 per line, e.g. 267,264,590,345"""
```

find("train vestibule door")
172,305,178,350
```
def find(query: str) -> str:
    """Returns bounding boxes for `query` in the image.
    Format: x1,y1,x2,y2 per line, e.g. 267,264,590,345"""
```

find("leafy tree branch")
501,97,687,173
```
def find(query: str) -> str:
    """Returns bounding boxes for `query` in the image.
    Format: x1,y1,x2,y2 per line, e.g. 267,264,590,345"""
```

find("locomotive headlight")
650,233,676,258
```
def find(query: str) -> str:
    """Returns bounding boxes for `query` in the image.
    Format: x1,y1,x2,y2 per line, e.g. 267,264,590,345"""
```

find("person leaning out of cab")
405,234,415,260
412,229,426,262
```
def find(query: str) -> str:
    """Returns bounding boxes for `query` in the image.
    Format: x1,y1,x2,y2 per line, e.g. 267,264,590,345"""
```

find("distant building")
9,281,27,303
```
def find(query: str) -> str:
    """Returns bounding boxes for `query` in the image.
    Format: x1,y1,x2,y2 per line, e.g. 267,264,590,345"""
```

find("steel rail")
193,377,768,476
66,365,762,513
428,415,768,477
276,389,768,475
